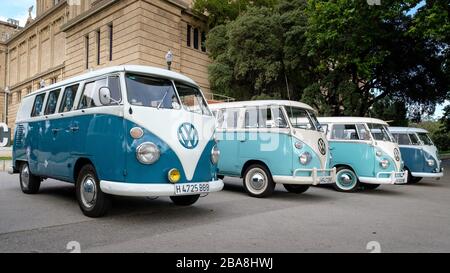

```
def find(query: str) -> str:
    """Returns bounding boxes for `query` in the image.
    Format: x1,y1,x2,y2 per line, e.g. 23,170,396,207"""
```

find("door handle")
69,126,79,132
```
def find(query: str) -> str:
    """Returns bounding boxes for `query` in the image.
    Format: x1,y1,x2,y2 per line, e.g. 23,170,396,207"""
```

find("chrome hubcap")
248,171,266,191
80,176,97,208
337,170,356,189
21,165,30,189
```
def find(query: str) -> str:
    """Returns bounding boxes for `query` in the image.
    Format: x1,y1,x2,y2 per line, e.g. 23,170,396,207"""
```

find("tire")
170,194,200,206
75,164,111,218
361,183,380,190
283,184,310,194
333,167,360,192
217,175,225,180
243,164,275,198
409,177,423,184
19,163,41,194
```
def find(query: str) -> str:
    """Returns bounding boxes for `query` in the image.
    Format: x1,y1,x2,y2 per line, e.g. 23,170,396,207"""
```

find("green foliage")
193,0,278,28
202,0,450,121
412,120,450,151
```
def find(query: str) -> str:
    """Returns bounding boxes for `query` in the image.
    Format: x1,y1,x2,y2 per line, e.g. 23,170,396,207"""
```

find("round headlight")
427,159,435,167
211,145,220,165
136,142,160,165
380,159,390,169
299,152,311,165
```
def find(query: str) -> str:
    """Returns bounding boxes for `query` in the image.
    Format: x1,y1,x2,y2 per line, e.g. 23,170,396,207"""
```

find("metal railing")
204,92,236,103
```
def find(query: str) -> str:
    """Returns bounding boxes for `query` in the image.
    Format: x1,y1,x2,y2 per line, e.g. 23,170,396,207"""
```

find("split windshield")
286,107,322,131
368,123,394,142
125,73,211,115
417,133,434,145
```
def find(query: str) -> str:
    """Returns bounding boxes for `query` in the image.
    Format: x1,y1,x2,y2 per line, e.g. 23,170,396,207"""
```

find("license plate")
319,177,334,184
174,183,210,195
395,178,407,184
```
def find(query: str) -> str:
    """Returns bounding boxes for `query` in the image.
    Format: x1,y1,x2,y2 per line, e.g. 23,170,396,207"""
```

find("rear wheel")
170,195,200,206
19,163,41,194
362,183,380,190
283,184,310,194
76,164,111,218
243,164,275,198
333,167,360,192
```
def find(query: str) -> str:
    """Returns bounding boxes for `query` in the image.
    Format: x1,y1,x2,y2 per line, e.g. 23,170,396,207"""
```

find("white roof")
24,65,197,98
318,117,388,126
389,127,429,133
209,100,315,112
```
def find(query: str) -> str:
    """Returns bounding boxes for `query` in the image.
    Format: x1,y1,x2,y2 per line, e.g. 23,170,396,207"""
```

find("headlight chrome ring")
380,159,390,169
299,152,311,165
136,142,160,165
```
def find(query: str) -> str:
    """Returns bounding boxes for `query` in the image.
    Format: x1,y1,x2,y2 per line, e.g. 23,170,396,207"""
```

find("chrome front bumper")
359,170,408,185
273,167,337,186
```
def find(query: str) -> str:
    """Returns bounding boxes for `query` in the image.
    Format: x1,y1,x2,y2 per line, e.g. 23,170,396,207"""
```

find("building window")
201,31,206,52
27,87,32,94
193,28,199,49
187,25,192,47
16,91,22,103
108,24,113,61
85,34,89,69
96,29,101,65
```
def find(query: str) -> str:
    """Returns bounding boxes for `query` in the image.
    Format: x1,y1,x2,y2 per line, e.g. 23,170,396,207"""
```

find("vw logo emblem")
318,138,327,155
178,123,199,149
394,148,400,161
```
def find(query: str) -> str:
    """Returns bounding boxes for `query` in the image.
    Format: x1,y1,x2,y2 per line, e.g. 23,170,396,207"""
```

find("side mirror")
99,87,111,105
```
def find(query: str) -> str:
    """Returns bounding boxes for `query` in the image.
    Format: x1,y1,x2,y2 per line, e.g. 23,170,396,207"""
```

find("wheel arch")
241,160,272,178
73,157,95,183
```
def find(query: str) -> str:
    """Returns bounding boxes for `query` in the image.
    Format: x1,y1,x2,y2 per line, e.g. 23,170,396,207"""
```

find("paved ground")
0,161,449,253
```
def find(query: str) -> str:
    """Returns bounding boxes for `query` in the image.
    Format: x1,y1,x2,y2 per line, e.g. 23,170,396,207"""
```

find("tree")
203,0,450,118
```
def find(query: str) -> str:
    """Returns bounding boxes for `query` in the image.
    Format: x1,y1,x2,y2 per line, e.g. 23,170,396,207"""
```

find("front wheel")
283,184,310,194
170,195,200,206
76,164,111,218
20,163,41,194
333,167,360,192
243,164,275,198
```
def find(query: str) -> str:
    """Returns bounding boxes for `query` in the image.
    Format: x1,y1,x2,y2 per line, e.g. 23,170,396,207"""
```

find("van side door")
216,108,242,176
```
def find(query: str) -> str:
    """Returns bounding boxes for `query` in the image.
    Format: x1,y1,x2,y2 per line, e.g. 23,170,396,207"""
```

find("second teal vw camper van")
318,117,408,192
210,100,336,198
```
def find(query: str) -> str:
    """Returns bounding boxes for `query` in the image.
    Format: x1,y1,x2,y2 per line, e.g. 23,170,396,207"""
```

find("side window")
59,84,79,113
244,107,258,128
409,133,420,145
44,89,61,115
31,93,46,117
79,77,121,109
218,108,239,129
356,124,371,140
395,133,411,145
79,79,107,109
331,124,359,140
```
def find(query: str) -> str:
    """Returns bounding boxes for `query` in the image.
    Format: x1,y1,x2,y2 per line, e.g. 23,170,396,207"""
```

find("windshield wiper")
157,88,170,110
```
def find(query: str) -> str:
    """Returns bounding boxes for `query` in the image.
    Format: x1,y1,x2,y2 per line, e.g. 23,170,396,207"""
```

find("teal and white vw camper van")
210,100,336,197
9,65,223,217
318,117,408,192
390,127,444,183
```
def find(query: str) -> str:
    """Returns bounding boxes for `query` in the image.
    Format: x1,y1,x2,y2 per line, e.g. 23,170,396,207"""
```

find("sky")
0,0,448,118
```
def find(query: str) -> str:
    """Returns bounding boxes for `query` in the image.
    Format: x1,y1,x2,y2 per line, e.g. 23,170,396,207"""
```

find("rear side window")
44,89,61,115
60,84,79,113
31,93,46,117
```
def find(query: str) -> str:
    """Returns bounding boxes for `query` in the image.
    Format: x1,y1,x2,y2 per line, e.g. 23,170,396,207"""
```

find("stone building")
0,0,211,132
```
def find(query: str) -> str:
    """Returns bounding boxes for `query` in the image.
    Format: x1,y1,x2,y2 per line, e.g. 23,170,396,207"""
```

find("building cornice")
8,64,65,91
6,0,68,44
61,0,119,32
